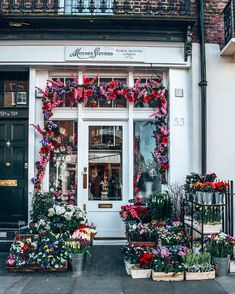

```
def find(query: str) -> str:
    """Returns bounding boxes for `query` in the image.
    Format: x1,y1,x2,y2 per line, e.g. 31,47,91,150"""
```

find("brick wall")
192,0,228,47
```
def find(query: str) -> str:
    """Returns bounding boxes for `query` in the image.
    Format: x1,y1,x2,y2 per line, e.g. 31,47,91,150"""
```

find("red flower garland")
33,76,169,191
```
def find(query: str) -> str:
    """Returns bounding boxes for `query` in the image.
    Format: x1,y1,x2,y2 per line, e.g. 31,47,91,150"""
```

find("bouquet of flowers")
66,227,92,255
48,205,86,233
205,233,235,258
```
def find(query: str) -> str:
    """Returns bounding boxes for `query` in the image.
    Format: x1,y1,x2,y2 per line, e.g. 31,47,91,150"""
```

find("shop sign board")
65,46,145,62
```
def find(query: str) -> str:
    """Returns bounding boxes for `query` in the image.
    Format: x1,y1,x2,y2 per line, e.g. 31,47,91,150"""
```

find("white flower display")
48,208,55,217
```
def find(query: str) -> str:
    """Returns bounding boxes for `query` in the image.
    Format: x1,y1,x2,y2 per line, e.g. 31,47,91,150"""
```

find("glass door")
82,121,128,238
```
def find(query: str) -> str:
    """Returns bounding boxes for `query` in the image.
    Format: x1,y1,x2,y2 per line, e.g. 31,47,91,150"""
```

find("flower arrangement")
54,190,76,205
30,190,54,223
205,233,235,258
122,245,145,265
119,204,149,223
48,205,86,233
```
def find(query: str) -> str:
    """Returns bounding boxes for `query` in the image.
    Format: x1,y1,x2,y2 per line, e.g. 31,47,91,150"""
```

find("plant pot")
152,271,184,281
198,223,222,234
71,253,84,276
202,192,213,205
213,256,230,277
214,192,225,205
124,260,135,275
129,241,156,247
130,267,151,279
230,260,235,273
185,270,215,280
195,191,203,204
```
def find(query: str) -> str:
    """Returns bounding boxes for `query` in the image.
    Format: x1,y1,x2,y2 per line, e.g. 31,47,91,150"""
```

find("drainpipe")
198,0,207,174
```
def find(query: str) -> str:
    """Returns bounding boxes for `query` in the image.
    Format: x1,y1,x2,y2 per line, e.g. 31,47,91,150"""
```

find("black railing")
223,0,235,45
0,0,192,16
222,180,234,236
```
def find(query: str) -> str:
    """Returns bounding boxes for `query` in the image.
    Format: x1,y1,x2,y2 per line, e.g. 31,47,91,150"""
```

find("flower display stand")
185,270,215,280
130,267,151,279
6,261,68,273
152,271,184,281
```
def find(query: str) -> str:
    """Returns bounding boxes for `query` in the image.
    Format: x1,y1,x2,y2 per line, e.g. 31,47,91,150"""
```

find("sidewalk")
0,246,233,294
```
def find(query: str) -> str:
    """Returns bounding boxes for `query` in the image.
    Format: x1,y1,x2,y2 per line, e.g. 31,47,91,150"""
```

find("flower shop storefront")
0,42,194,238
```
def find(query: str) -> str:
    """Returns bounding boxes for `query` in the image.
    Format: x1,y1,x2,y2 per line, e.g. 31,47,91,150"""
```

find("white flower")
55,205,66,215
64,212,72,221
48,208,55,217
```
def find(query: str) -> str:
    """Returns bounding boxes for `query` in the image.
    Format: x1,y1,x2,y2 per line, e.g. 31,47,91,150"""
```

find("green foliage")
195,206,222,224
149,191,172,221
31,191,54,223
182,252,214,272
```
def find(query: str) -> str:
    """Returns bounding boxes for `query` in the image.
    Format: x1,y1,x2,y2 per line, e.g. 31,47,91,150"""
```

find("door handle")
83,167,87,189
83,204,86,211
5,162,11,167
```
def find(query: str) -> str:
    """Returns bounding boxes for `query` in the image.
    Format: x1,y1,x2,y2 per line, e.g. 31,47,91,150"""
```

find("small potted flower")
122,245,145,275
130,250,153,279
183,252,215,280
214,182,229,205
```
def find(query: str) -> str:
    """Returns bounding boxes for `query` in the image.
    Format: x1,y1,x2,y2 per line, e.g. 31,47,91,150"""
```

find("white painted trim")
28,67,36,222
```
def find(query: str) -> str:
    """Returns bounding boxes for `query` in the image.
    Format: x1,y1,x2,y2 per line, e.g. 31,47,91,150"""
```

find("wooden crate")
185,270,215,280
6,261,68,273
152,271,184,281
129,240,156,247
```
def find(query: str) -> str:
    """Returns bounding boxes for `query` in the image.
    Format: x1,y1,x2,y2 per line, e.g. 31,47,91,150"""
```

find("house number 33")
174,117,185,126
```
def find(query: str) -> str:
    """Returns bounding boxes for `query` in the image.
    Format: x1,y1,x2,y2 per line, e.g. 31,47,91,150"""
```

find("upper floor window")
0,72,28,108
60,0,113,15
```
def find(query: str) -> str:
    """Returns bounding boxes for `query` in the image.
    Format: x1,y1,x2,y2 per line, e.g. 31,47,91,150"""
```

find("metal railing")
223,0,235,45
0,0,192,16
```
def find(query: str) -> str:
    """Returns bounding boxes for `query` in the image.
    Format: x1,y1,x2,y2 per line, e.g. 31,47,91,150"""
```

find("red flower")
86,89,93,97
23,244,29,250
161,136,168,145
144,94,152,104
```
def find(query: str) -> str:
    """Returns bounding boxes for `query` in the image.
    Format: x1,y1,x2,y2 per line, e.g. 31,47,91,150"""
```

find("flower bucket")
195,191,203,204
124,260,135,275
202,192,213,205
185,270,215,280
214,192,225,205
71,253,84,276
131,267,151,279
152,271,184,281
214,256,230,277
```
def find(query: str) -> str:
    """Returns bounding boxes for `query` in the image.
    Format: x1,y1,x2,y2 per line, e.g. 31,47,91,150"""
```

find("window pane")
4,92,16,107
49,121,77,205
134,121,161,198
88,126,122,201
16,92,27,106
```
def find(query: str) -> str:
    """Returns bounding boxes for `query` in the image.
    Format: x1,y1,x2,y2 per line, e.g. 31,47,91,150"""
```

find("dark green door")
0,120,28,224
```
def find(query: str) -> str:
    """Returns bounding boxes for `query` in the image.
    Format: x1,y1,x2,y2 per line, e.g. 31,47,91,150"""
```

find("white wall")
205,44,235,182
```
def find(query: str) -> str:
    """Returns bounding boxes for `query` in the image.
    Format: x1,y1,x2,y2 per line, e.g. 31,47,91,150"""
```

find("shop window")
88,125,123,201
0,72,28,108
133,121,161,198
52,76,127,108
49,121,78,205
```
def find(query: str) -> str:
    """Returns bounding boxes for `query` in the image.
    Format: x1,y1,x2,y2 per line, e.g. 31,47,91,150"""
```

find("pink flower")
161,247,170,258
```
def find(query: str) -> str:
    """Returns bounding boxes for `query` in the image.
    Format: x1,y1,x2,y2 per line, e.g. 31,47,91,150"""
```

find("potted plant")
214,181,229,205
195,206,222,234
122,245,145,275
206,232,235,276
149,191,172,224
183,252,215,280
151,246,187,281
127,223,158,247
130,251,153,279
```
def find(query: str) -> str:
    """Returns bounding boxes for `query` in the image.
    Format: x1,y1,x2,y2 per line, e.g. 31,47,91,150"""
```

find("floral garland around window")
33,76,169,191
